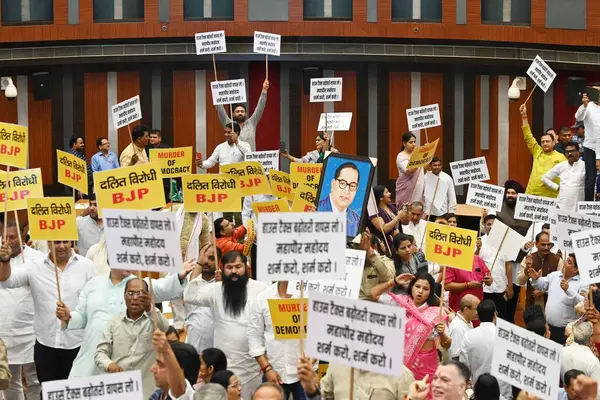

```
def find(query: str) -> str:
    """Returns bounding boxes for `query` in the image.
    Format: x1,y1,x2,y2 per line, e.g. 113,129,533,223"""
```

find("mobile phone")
280,141,287,153
195,152,202,160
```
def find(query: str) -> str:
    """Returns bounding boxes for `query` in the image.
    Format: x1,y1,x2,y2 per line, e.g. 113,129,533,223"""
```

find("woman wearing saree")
369,185,405,252
280,132,335,164
371,271,451,390
396,132,424,209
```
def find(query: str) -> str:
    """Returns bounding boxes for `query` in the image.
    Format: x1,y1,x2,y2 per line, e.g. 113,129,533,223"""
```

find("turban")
504,180,525,194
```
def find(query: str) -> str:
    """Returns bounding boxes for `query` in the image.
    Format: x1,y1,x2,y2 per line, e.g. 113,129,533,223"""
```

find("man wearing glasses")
317,162,361,238
541,142,585,212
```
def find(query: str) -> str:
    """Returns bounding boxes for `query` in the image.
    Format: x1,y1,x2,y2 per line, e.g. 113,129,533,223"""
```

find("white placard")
424,174,449,213
514,194,557,223
110,95,142,130
578,201,600,216
253,31,281,56
42,370,144,400
491,319,561,400
572,228,600,285
257,212,346,281
288,249,365,299
194,30,226,55
104,209,184,274
245,150,279,173
309,78,343,103
526,55,556,93
406,104,441,131
367,188,378,217
317,112,353,131
487,219,527,262
210,79,247,106
307,291,406,376
465,182,505,212
554,209,600,252
449,157,490,186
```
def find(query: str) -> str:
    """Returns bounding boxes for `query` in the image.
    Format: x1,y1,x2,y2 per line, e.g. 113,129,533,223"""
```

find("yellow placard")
424,222,477,271
93,162,165,217
269,170,293,200
149,146,193,178
406,139,440,170
291,183,318,212
0,122,28,169
290,163,322,193
251,199,290,216
182,174,242,212
318,363,329,381
268,299,307,340
0,168,43,211
27,197,78,241
220,161,272,196
56,149,89,194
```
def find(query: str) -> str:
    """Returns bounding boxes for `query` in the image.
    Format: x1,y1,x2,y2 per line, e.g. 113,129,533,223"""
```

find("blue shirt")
149,388,171,400
317,195,360,238
531,271,584,328
68,149,94,185
91,151,119,173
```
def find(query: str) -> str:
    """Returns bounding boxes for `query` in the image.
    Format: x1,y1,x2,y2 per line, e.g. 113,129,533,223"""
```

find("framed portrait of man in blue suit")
315,153,375,240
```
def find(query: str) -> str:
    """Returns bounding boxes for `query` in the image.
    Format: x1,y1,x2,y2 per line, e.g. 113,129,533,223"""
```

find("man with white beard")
184,251,268,399
0,221,42,400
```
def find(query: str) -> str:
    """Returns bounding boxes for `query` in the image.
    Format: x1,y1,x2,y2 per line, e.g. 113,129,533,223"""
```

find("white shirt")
0,246,43,364
242,194,278,228
247,283,306,384
561,342,600,400
448,313,473,360
423,171,457,216
0,252,97,349
183,275,215,353
184,279,269,400
480,235,508,294
575,102,600,156
403,220,427,249
201,140,251,169
541,159,585,212
76,216,104,257
459,322,512,399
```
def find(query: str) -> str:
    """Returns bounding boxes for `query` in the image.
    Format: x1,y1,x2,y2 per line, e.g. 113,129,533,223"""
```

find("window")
2,0,53,25
481,0,530,25
392,0,442,21
94,0,144,22
184,0,234,20
304,0,352,20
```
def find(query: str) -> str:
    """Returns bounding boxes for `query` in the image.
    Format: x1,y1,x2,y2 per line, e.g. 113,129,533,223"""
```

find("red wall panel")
248,61,280,151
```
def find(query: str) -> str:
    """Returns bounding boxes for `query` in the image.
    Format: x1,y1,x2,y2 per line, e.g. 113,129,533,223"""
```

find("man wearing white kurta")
541,141,585,212
402,202,427,250
0,222,42,400
184,251,268,400
423,157,457,218
447,294,479,361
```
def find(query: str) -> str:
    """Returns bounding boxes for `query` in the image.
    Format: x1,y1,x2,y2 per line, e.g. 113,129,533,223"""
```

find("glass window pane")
2,0,53,24
511,0,530,24
421,0,441,20
392,0,412,19
123,0,144,19
332,0,352,18
93,0,115,20
212,0,233,18
94,0,143,21
481,0,502,22
184,0,203,18
184,0,233,19
304,0,324,18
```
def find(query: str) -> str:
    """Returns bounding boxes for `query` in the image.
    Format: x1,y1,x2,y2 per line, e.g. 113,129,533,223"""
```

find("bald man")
447,294,480,361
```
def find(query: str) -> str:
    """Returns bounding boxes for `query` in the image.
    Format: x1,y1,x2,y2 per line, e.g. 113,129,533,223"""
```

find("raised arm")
216,104,232,127
247,80,269,125
520,104,541,156
0,243,29,287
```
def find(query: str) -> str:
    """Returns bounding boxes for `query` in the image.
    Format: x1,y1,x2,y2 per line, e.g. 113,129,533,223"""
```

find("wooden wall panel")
333,70,357,156
420,73,444,158
28,81,53,184
388,72,411,180
509,78,534,187
172,70,196,157
5,1,600,48
205,70,229,174
83,73,108,162
248,61,280,151
116,72,141,154
300,83,324,159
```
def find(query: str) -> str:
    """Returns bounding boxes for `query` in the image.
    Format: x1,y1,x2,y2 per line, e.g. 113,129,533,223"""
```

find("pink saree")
388,292,446,385
395,152,424,209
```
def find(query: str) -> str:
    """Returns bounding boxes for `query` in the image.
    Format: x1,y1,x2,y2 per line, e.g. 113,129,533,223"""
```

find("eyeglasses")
228,381,241,389
565,150,578,154
335,179,358,191
126,290,145,297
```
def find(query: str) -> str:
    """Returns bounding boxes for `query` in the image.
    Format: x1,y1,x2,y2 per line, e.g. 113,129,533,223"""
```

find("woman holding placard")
371,270,450,395
369,185,405,252
280,132,336,164
396,132,424,210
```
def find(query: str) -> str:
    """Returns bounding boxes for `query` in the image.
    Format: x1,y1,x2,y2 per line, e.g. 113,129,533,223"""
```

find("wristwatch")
306,385,321,398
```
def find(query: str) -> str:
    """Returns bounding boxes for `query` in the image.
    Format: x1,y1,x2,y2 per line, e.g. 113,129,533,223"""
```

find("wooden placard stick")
490,226,509,273
3,165,10,239
50,242,63,303
349,367,355,400
210,213,220,281
523,84,538,105
299,282,306,357
148,276,158,330
13,210,24,263
438,265,447,320
265,54,269,81
212,54,218,81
